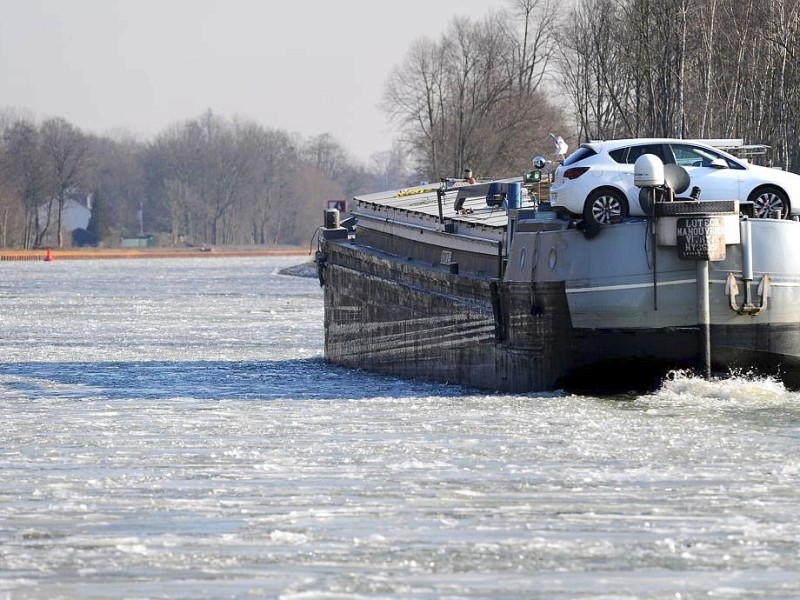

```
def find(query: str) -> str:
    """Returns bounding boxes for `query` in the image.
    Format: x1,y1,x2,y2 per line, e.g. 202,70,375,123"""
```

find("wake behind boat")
315,147,800,393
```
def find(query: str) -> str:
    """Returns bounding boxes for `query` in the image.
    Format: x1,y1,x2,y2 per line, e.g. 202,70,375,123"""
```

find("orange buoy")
44,248,54,262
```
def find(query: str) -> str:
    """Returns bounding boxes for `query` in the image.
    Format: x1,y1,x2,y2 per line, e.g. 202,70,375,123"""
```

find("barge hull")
322,241,800,392
323,243,572,392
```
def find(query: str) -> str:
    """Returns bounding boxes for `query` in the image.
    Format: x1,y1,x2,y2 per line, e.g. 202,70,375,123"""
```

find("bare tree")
303,134,350,180
558,0,632,139
383,37,450,178
370,141,410,190
757,0,800,170
235,123,293,246
287,163,343,246
1,119,44,248
510,0,559,93
191,112,250,245
85,133,147,242
40,117,89,247
150,119,205,244
384,6,566,182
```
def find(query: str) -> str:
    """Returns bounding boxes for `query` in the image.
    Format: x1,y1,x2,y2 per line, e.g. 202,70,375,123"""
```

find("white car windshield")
670,143,746,170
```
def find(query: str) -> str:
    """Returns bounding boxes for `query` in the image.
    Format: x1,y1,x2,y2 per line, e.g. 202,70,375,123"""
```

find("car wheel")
748,185,789,218
583,188,628,226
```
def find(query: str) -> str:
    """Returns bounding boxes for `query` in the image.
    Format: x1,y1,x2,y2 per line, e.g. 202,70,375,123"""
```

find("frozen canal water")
1,256,800,598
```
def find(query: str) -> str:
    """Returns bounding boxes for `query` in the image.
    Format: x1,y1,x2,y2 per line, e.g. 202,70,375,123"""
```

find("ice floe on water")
2,257,800,598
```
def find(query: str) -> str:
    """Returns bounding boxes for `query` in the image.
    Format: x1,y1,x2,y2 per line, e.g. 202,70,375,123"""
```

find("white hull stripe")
567,278,800,294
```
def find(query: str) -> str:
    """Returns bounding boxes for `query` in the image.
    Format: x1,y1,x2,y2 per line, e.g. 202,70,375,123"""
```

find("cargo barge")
315,161,800,393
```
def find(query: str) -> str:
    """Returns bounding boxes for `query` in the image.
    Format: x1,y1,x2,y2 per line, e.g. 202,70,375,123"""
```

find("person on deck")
464,168,477,184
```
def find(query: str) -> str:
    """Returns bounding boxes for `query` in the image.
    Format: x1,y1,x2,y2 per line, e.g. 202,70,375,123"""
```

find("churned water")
1,256,800,599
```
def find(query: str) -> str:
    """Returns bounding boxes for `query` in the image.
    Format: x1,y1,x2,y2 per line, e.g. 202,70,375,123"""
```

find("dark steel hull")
321,241,800,393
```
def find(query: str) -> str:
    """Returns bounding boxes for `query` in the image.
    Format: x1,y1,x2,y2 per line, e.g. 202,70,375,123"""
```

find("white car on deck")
549,138,800,225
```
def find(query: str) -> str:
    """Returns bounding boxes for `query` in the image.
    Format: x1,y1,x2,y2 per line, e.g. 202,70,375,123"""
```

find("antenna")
663,164,690,195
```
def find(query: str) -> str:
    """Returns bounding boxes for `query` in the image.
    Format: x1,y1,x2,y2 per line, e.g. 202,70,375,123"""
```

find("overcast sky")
0,0,509,162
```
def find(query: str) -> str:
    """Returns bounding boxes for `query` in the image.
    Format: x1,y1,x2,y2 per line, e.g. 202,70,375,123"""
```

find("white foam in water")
2,257,800,598
661,368,788,398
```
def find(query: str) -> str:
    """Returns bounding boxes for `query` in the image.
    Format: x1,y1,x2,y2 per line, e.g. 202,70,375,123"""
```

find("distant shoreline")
0,247,310,262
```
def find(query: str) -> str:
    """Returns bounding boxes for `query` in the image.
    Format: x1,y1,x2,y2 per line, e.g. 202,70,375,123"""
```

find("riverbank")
0,246,309,262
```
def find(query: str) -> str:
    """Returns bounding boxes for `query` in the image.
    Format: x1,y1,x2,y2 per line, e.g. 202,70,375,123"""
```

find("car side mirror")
709,157,728,169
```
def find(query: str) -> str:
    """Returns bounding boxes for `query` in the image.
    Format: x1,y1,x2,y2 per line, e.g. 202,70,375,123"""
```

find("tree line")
0,110,407,249
386,0,800,176
558,0,800,170
2,0,798,248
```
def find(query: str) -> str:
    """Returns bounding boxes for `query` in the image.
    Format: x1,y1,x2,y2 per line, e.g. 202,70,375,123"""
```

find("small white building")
38,190,92,233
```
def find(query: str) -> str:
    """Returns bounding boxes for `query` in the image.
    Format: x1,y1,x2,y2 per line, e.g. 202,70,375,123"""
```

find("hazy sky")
1,0,509,162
